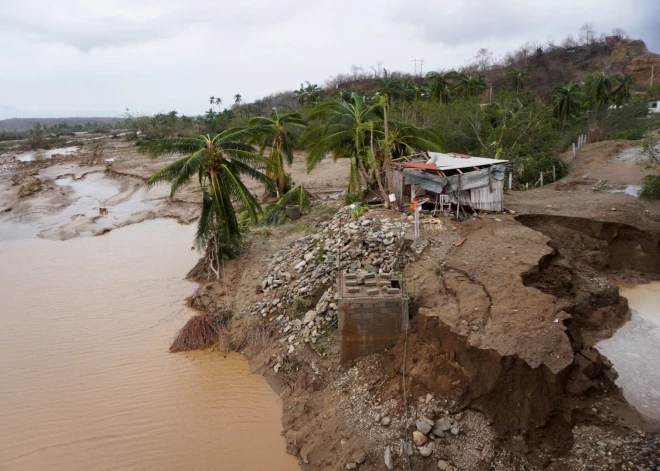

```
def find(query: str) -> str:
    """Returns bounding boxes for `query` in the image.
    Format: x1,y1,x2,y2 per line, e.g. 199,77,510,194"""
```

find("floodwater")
597,282,660,421
0,173,156,241
0,220,298,471
15,146,79,162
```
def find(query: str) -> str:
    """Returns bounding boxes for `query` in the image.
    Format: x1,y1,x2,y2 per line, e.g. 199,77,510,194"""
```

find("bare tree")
474,48,493,72
580,22,596,45
611,27,627,40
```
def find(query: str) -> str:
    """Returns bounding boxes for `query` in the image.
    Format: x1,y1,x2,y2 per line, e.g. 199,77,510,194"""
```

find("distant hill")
242,37,660,113
0,117,123,132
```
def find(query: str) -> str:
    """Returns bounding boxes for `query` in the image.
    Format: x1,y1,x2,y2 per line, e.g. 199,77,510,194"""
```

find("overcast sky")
1,0,658,118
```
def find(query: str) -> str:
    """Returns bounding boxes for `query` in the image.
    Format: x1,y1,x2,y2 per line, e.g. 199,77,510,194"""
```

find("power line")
412,58,425,76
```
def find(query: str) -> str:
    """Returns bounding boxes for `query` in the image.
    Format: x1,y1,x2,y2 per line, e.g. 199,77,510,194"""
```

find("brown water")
0,220,298,471
597,282,660,421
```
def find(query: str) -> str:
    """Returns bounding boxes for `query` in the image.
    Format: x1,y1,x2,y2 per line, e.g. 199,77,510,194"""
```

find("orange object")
453,237,467,247
409,200,419,212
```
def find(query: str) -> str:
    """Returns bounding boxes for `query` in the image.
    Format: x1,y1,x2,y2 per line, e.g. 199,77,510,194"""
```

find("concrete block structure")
337,273,409,364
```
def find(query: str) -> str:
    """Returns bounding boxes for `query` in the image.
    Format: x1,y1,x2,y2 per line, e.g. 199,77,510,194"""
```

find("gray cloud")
0,0,658,117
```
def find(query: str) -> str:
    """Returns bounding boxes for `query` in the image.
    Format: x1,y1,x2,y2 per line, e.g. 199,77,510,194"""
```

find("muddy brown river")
597,282,660,421
0,220,298,471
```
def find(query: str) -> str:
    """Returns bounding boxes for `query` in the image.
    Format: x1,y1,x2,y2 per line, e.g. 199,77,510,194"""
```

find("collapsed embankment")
186,210,660,470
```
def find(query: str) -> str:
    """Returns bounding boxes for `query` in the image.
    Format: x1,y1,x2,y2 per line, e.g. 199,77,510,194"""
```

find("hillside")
246,37,660,113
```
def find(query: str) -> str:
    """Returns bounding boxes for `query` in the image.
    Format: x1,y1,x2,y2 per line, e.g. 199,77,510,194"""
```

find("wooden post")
414,204,420,245
508,172,513,191
456,175,461,219
526,182,529,190
572,143,576,156
553,165,556,182
540,171,544,186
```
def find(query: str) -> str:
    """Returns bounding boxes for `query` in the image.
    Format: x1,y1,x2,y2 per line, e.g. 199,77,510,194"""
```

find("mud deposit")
598,282,660,421
0,220,297,471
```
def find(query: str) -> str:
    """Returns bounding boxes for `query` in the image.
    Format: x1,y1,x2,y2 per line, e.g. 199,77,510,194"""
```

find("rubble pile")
243,206,411,358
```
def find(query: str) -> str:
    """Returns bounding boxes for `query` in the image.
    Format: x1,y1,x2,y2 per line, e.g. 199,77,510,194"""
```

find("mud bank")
0,165,199,241
190,210,660,471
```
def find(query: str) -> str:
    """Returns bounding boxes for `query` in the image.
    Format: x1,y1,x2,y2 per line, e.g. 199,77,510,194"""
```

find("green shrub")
611,128,646,140
344,192,362,205
640,174,660,200
351,205,368,220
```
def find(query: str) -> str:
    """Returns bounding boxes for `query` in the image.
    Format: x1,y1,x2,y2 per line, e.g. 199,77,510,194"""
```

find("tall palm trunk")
371,129,390,209
355,136,374,187
383,102,395,203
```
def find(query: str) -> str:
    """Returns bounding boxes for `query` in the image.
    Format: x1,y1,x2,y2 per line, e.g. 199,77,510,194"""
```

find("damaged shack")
392,152,508,212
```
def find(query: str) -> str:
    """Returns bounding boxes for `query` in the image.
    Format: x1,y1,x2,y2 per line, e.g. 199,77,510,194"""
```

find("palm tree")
586,72,612,109
377,70,402,105
303,81,322,105
294,84,307,106
507,69,530,92
552,83,582,126
610,74,635,108
333,88,351,101
304,93,443,197
454,74,487,98
248,108,307,196
304,92,382,193
399,78,416,102
234,93,242,105
410,83,425,101
140,131,271,279
427,71,452,103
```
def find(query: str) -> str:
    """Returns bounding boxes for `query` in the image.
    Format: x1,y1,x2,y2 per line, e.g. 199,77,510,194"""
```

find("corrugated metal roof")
428,152,508,170
393,162,439,170
448,152,472,159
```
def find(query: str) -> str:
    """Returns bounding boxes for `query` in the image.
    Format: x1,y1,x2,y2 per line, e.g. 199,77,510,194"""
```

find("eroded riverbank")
0,220,297,471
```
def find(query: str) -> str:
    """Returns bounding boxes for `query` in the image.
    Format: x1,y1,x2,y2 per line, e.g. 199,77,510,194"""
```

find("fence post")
540,172,543,186
526,182,529,190
572,143,576,156
508,172,512,191
553,165,556,182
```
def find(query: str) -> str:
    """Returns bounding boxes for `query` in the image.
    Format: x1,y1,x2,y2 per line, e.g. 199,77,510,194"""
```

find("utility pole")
651,65,654,88
413,59,424,77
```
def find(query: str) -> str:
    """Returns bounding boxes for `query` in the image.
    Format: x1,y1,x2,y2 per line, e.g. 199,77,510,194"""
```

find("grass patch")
351,205,368,220
286,221,316,236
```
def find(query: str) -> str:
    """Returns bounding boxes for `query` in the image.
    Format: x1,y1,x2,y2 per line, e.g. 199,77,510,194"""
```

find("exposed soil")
4,135,660,470
202,139,660,471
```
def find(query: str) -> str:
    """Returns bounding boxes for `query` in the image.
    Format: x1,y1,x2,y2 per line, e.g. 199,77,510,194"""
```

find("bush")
351,205,368,220
640,174,660,200
344,192,363,204
611,127,646,140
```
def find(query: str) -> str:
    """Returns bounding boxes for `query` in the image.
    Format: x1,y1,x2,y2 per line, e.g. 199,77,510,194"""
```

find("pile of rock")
244,206,410,358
